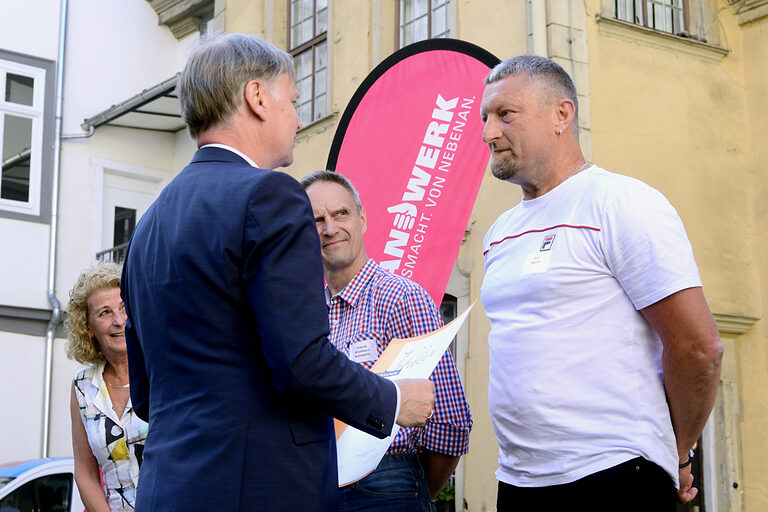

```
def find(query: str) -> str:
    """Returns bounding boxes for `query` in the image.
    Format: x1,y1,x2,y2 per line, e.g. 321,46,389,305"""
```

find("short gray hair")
178,33,294,138
300,170,363,211
486,55,579,132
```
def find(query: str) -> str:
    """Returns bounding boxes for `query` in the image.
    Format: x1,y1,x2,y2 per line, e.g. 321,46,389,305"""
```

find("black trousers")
496,457,678,512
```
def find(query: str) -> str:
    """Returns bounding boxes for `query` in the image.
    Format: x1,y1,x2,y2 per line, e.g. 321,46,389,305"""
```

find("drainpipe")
41,0,69,458
527,0,548,57
61,124,93,140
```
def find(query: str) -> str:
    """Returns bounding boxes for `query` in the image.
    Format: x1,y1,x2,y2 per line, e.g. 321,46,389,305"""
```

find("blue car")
0,458,84,512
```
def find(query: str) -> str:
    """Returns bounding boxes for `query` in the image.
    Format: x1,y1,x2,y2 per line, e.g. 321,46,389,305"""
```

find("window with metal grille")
397,0,451,48
615,0,687,35
289,0,328,126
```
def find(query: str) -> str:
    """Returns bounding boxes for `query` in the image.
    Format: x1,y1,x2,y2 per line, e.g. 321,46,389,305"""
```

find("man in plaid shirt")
301,170,472,512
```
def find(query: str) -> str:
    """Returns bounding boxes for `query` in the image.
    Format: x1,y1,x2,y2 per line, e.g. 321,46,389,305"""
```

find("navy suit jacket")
121,147,397,511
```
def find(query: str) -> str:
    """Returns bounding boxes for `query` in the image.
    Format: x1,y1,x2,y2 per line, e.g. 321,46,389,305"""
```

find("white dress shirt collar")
200,143,260,169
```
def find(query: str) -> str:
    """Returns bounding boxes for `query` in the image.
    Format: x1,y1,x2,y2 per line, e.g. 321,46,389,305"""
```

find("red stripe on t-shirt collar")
483,224,601,255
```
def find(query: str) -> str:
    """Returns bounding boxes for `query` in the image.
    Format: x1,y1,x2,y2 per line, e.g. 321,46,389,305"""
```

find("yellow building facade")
217,0,766,509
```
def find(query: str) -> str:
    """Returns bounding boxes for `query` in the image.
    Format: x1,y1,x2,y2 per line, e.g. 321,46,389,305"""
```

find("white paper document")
335,303,474,486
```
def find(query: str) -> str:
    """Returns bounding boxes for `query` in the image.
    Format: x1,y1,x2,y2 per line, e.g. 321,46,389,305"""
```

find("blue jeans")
339,453,436,512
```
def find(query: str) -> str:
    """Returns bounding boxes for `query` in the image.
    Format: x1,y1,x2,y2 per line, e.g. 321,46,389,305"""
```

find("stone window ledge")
713,313,760,335
296,110,340,143
728,0,768,24
595,14,730,63
146,0,213,40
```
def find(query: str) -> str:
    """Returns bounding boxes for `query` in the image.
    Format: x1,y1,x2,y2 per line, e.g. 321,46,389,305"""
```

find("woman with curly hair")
66,263,147,512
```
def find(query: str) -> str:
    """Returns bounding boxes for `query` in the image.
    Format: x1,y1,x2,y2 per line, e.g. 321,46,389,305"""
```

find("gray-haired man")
479,55,723,510
121,33,434,512
301,170,473,512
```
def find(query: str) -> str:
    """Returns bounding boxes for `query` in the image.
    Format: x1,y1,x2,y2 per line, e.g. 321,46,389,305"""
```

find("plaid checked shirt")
325,259,472,456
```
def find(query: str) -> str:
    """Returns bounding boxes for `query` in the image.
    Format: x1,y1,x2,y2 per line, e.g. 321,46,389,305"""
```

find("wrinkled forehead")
87,287,122,311
482,72,555,109
307,181,359,212
482,74,531,105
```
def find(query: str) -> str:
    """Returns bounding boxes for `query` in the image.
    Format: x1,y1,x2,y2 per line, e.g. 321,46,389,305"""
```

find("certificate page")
336,304,474,486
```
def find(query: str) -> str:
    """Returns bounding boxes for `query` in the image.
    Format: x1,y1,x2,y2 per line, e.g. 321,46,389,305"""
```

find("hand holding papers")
394,379,435,427
335,303,474,486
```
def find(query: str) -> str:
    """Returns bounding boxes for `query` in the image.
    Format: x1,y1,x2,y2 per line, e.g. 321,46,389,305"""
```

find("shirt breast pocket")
343,331,385,368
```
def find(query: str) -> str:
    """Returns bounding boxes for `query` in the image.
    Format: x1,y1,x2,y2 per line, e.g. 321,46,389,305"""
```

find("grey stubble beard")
491,154,518,182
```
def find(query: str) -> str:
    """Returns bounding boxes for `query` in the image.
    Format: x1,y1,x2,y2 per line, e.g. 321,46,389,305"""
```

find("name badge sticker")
350,338,379,363
521,251,552,275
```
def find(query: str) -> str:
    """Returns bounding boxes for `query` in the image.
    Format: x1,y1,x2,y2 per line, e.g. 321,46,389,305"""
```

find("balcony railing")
95,243,129,264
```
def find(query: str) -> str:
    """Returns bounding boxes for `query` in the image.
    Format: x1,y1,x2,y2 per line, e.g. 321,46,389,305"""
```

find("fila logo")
540,234,556,251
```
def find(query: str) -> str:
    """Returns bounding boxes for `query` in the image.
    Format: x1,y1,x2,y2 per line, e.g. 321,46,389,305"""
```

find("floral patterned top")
73,361,147,511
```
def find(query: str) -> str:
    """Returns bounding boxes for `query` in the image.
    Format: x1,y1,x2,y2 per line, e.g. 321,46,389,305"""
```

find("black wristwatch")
679,449,695,469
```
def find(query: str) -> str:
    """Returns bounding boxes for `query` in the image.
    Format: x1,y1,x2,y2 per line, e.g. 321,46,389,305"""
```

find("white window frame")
0,59,46,216
91,156,169,265
288,0,329,127
397,0,453,49
614,0,687,35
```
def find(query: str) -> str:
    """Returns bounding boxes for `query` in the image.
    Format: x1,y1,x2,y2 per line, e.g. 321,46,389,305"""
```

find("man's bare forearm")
423,451,461,500
642,287,723,456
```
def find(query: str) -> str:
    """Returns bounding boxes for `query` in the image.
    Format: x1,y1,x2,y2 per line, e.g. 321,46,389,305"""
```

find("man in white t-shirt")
479,55,723,511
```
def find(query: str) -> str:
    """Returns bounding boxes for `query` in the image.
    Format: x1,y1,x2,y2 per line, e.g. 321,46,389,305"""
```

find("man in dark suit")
121,33,435,512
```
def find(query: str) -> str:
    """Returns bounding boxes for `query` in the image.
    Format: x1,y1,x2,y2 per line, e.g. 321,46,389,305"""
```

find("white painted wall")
175,126,198,171
55,0,197,298
48,340,87,457
0,331,87,460
0,2,60,312
57,128,178,298
0,0,197,460
0,332,46,460
0,2,61,61
61,1,182,134
0,219,50,308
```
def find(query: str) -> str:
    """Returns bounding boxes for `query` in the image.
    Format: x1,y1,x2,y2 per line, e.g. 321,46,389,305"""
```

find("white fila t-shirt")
481,165,702,489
